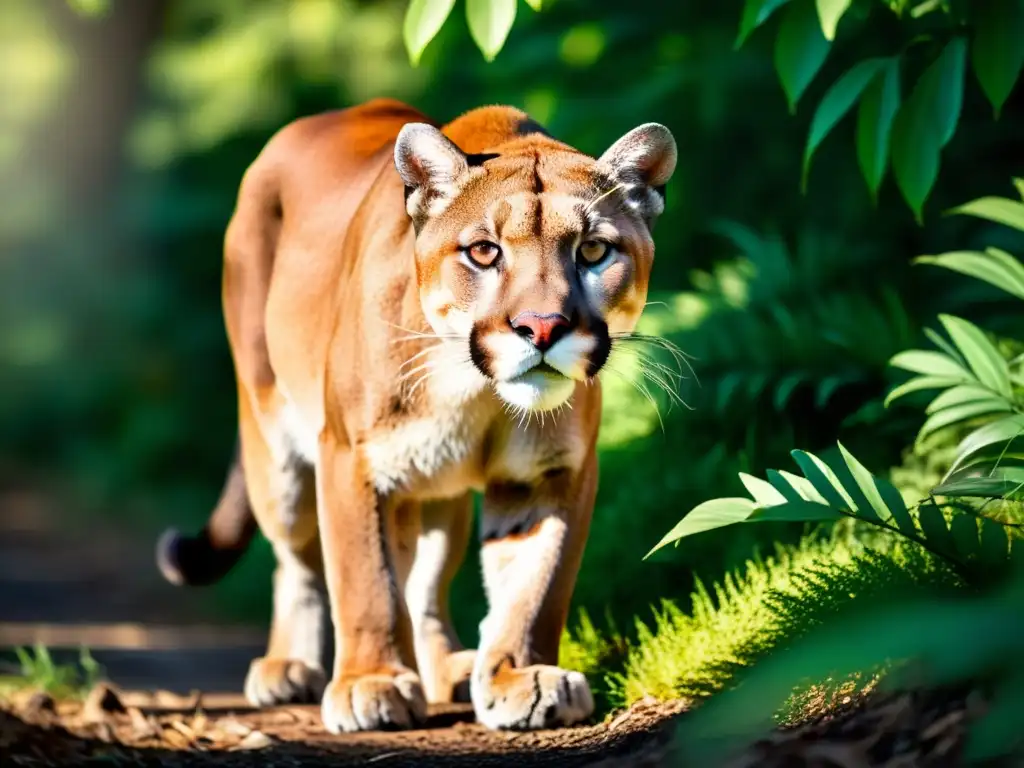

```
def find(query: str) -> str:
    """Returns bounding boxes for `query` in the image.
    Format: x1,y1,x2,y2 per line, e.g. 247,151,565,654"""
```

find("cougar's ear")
594,123,677,224
394,123,471,227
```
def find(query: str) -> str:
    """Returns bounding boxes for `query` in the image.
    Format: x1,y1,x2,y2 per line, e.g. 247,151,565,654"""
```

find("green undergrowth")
560,523,961,720
0,645,102,701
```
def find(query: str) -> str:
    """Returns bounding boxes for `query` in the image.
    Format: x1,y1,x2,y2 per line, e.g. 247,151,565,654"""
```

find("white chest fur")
363,399,494,499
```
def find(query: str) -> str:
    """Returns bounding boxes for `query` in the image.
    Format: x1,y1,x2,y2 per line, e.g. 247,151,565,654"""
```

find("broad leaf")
803,58,889,189
918,400,1012,443
856,58,901,202
740,472,789,506
888,350,971,379
874,476,917,536
950,415,1024,475
646,498,757,557
746,500,843,522
466,0,517,62
791,449,858,511
885,375,965,407
980,519,1010,565
767,468,806,502
938,314,1012,398
950,514,980,562
778,469,828,503
838,441,890,522
736,0,792,48
403,0,457,66
971,0,1024,118
524,0,543,9
924,327,968,368
925,384,1010,415
933,468,1024,499
917,503,956,557
891,38,967,221
914,249,1024,301
815,0,852,39
774,0,832,113
948,196,1024,233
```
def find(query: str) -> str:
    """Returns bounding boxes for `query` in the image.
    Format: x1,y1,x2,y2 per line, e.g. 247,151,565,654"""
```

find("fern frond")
609,531,959,710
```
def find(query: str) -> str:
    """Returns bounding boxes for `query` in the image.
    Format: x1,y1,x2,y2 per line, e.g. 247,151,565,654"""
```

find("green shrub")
608,526,957,709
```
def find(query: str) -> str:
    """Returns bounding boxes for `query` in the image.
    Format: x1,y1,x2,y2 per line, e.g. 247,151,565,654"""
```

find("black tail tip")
156,528,190,586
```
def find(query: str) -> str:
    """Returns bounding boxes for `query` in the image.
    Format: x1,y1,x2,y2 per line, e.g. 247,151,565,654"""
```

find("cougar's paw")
473,660,594,730
320,669,427,733
244,658,326,706
445,649,477,704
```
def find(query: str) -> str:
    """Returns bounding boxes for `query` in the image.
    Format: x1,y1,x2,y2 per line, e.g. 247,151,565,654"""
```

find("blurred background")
1,0,1021,688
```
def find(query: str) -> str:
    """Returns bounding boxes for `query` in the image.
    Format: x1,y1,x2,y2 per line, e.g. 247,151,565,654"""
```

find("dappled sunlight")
130,0,420,169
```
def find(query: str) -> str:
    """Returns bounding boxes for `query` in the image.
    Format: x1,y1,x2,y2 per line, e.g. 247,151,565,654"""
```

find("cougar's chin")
494,368,577,413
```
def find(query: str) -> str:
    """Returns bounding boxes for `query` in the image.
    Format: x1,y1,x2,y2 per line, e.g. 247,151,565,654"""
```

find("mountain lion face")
396,122,676,412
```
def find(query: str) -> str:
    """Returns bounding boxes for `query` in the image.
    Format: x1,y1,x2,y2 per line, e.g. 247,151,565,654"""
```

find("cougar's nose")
510,311,572,353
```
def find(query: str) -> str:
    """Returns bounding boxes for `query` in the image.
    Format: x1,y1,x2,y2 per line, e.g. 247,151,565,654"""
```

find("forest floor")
0,472,994,766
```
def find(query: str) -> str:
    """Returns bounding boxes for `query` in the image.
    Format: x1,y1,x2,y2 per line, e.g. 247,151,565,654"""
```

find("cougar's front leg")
471,450,598,730
316,430,426,733
402,495,476,704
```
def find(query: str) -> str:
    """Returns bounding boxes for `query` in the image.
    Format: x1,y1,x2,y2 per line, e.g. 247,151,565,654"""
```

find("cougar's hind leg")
239,386,329,707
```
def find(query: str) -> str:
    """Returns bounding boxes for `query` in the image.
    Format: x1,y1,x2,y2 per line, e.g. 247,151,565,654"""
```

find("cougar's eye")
577,240,610,266
465,241,502,268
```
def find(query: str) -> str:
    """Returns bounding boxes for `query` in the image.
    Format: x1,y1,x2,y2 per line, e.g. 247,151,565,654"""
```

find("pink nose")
510,312,571,352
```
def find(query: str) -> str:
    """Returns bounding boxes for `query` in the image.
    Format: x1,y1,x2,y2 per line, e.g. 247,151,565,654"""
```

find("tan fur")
218,99,675,732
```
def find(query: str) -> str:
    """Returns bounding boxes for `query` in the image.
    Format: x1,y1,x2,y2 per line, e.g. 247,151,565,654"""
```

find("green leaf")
466,0,518,62
403,0,457,66
885,375,965,407
778,469,829,503
838,442,890,522
914,249,1024,301
924,326,968,368
856,58,901,202
917,503,956,557
791,449,858,511
971,0,1024,118
746,500,844,522
815,0,853,39
736,0,792,48
739,472,789,506
875,476,917,536
950,415,1024,475
925,385,1010,415
938,314,1012,398
891,38,967,221
774,0,832,114
948,196,1024,233
773,373,804,410
950,514,980,561
524,0,543,9
1014,177,1024,201
918,400,1012,444
803,58,889,189
767,468,806,502
888,350,971,379
980,519,1009,565
645,498,757,557
932,468,1024,499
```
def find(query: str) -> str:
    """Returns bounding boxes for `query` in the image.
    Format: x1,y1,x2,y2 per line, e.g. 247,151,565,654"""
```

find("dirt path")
1,691,683,767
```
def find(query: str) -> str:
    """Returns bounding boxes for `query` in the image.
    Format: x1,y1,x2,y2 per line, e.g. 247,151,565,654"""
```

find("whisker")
584,182,627,214
398,345,444,373
601,362,665,433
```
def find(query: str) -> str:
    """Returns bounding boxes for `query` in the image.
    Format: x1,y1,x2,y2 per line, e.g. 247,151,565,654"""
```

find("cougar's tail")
156,439,258,586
